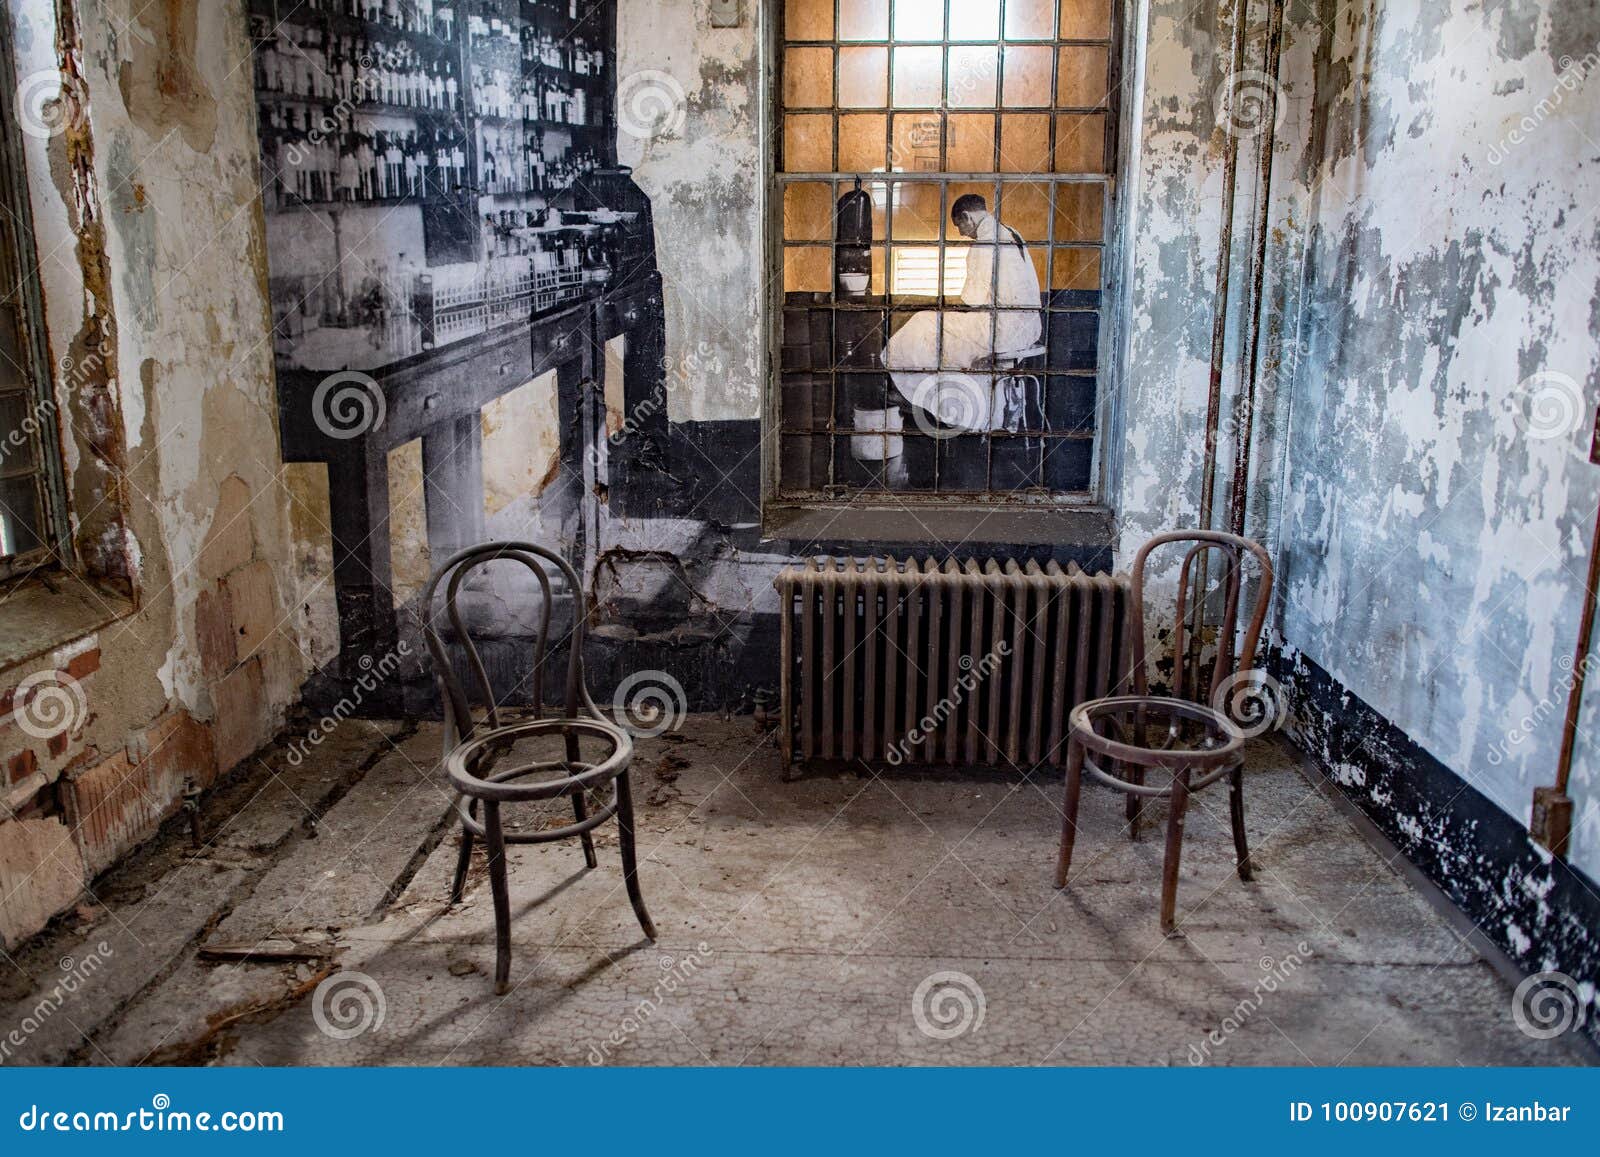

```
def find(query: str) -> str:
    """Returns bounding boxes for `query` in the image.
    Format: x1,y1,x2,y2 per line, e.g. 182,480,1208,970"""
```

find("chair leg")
563,727,598,868
1124,763,1145,840
1228,763,1253,881
484,801,513,994
1160,768,1191,936
450,799,474,905
1055,738,1084,889
571,788,598,869
615,770,657,941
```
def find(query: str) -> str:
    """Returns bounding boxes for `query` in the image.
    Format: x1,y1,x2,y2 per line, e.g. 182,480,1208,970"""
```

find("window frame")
761,0,1127,519
0,13,71,581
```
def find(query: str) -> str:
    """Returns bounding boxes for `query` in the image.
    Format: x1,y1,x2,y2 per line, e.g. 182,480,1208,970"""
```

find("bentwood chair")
422,542,655,993
1055,530,1274,934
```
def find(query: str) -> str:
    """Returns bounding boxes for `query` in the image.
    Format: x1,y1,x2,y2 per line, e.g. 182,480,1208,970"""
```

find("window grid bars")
776,0,1114,498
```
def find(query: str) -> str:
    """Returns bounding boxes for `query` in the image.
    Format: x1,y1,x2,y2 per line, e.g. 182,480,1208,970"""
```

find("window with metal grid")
0,42,65,579
774,0,1117,500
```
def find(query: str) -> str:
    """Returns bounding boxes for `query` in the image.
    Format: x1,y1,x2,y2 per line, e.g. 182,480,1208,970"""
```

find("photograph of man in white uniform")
883,193,1043,431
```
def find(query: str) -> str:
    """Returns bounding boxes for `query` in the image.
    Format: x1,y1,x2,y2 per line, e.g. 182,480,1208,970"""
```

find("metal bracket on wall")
709,0,741,28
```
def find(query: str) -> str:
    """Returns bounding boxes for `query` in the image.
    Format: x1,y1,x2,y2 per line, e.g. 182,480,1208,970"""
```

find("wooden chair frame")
422,541,655,992
1055,530,1274,934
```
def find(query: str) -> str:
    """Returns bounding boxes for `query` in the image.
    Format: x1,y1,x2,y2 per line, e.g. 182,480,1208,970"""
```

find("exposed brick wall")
6,749,38,788
63,711,217,878
0,818,86,952
0,637,220,942
1,635,101,813
0,3,308,952
0,471,294,946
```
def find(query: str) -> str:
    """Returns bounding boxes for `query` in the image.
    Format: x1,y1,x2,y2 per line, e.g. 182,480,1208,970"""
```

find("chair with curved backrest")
422,541,655,993
1054,530,1274,934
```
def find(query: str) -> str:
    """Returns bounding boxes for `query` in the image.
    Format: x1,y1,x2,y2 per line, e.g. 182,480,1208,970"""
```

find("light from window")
890,246,967,296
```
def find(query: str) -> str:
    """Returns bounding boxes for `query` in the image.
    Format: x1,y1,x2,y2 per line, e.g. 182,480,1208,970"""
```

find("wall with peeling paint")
1110,0,1315,579
617,0,763,424
1278,0,1600,881
0,0,309,948
1257,0,1600,1035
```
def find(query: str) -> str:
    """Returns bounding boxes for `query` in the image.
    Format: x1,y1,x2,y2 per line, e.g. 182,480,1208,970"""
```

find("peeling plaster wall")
1112,0,1235,551
1279,0,1600,883
0,0,308,948
1110,0,1319,602
617,0,764,423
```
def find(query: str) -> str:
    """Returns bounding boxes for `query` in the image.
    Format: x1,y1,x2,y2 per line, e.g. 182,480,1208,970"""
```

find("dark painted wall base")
1272,647,1600,1053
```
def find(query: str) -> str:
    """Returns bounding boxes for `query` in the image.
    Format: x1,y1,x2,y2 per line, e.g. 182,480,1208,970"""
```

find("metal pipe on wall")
1228,0,1288,539
1532,415,1600,858
1197,0,1253,536
1188,0,1254,694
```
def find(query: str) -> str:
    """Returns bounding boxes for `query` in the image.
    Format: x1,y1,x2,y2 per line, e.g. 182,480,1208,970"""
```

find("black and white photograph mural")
774,3,1112,497
249,0,665,688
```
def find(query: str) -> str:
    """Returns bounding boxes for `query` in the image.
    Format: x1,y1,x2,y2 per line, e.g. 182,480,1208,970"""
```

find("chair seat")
985,343,1047,368
446,715,633,802
450,756,625,844
1056,530,1273,934
1068,694,1245,772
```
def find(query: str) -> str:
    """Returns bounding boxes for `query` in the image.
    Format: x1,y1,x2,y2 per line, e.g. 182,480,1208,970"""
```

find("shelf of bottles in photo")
259,115,471,208
260,0,466,46
252,1,468,210
475,139,603,198
255,45,470,211
466,9,607,134
254,29,465,122
468,10,606,199
468,3,610,199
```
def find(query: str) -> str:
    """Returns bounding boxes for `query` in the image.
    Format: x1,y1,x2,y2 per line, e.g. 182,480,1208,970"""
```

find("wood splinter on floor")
197,940,338,964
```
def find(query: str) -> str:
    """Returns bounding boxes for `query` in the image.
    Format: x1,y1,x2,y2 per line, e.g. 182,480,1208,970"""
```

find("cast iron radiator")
775,558,1133,770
